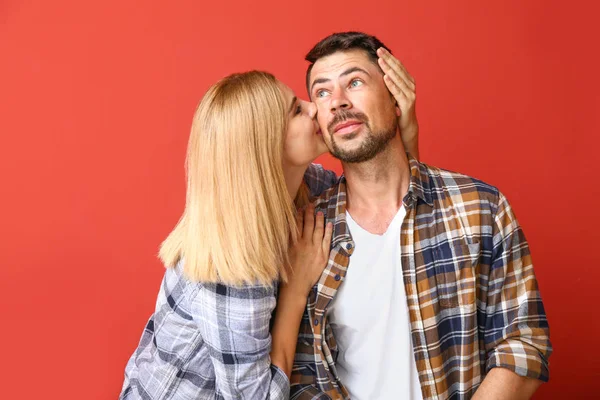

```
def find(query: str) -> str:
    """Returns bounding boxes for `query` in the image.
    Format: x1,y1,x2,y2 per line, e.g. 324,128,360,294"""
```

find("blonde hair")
159,71,298,286
294,182,311,210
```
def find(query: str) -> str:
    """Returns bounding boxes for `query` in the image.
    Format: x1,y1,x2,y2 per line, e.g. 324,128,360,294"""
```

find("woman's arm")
270,205,333,378
190,281,288,399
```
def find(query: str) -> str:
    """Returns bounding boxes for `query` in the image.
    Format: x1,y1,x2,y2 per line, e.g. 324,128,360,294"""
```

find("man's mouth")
333,120,363,135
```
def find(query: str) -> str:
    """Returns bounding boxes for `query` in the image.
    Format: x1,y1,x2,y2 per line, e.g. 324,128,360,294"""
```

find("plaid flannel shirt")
290,157,552,400
120,163,337,400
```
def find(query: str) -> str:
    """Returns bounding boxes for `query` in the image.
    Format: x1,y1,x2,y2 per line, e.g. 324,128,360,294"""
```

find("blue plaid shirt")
120,164,337,400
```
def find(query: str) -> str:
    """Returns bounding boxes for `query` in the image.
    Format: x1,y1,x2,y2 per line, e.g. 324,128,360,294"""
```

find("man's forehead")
310,50,377,83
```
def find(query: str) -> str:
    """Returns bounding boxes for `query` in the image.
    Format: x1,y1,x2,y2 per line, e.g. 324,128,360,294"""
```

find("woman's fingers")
377,47,415,87
313,211,325,245
300,205,332,257
322,222,333,255
379,58,415,101
383,73,408,106
303,205,314,239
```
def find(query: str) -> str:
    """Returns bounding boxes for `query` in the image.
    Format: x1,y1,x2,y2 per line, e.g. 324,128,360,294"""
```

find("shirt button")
345,243,353,250
334,274,341,281
314,319,319,326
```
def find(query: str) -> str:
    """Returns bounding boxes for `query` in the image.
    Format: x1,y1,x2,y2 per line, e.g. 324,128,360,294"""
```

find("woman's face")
279,82,329,167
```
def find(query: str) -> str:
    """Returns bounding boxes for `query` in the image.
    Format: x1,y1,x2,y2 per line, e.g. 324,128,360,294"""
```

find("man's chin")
338,131,361,141
330,144,372,163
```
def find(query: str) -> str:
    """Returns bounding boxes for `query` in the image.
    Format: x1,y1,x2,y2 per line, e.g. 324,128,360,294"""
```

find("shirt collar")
327,155,433,249
406,155,434,207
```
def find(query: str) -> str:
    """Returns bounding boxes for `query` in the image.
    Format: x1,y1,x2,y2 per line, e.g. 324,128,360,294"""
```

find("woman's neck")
283,162,310,200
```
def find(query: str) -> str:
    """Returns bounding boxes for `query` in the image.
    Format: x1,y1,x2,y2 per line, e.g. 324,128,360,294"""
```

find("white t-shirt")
327,206,424,400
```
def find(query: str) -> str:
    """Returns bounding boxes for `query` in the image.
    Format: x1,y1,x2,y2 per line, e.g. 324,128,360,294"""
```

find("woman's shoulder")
189,279,278,334
170,260,278,319
173,260,277,298
192,280,278,312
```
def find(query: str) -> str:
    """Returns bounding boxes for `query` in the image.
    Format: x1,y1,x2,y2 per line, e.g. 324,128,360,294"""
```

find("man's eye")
350,79,363,88
316,90,330,98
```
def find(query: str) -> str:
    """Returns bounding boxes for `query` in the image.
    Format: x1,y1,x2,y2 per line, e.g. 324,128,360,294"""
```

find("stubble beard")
328,118,397,164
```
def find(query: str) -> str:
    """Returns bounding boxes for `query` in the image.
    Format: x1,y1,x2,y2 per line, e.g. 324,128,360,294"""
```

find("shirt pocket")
433,242,481,309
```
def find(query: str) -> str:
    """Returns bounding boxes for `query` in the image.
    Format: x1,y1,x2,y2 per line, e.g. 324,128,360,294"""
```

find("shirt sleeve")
303,164,338,197
484,192,552,381
190,282,290,399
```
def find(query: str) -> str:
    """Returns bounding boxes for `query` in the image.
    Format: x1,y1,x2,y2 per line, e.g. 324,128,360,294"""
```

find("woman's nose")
306,101,317,119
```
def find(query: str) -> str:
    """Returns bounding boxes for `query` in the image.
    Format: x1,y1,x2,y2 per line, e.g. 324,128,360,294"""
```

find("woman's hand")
285,205,333,298
377,47,420,160
269,205,332,378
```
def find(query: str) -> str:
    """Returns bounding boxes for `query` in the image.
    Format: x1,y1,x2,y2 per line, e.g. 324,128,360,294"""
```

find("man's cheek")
316,115,328,131
315,102,328,115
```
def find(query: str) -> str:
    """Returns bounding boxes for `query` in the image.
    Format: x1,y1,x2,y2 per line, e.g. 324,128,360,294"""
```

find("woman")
120,51,417,399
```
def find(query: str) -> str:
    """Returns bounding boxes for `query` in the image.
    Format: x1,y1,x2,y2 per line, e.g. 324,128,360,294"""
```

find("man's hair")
305,31,392,94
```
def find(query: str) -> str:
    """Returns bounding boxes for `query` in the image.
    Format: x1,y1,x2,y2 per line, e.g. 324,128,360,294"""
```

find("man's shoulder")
421,162,501,204
309,179,344,209
303,163,339,197
306,161,506,210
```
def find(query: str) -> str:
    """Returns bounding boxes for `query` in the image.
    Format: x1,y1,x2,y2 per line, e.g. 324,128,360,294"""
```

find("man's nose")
330,87,352,113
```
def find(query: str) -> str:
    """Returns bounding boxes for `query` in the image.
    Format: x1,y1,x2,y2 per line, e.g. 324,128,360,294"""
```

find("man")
290,32,551,400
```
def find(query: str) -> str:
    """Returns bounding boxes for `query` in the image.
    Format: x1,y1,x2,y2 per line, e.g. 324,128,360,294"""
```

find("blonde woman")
120,52,418,399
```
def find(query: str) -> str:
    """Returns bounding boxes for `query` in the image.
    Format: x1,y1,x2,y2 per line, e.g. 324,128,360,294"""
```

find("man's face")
308,50,398,163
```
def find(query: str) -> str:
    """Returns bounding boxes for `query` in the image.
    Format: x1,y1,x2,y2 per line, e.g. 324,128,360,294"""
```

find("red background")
1,1,598,398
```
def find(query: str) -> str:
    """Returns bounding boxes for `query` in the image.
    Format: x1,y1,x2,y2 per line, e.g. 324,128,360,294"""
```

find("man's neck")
343,136,411,235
